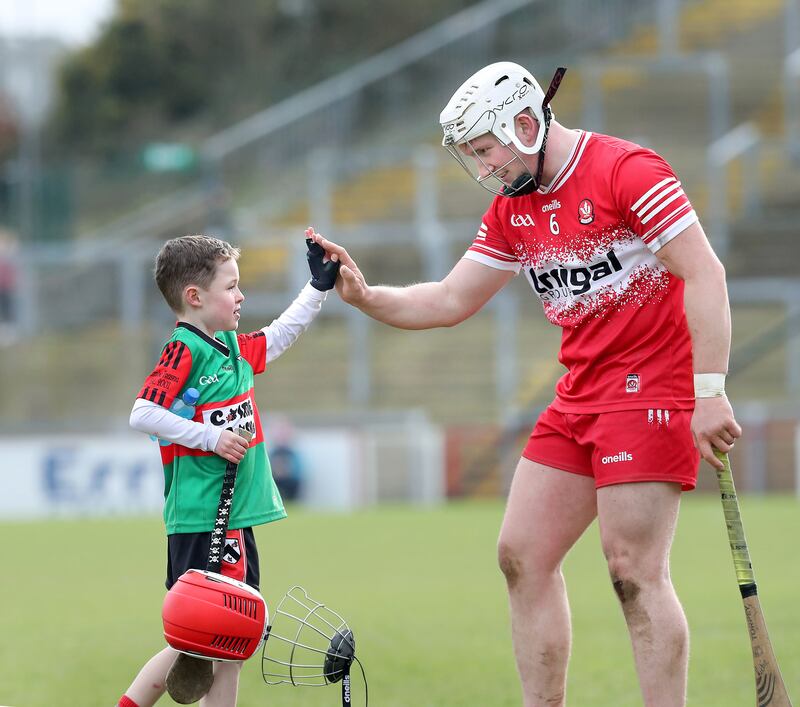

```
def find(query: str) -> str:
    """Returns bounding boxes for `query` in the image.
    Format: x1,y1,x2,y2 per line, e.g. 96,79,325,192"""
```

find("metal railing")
729,278,800,394
785,47,800,159
71,0,677,250
581,52,730,143
11,143,800,415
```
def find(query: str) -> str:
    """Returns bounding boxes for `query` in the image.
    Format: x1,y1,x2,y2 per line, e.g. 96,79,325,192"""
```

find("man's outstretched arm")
307,229,515,330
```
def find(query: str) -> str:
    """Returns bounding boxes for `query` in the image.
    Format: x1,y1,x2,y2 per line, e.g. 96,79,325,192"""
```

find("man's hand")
214,429,250,464
691,396,742,469
305,228,341,291
306,228,370,306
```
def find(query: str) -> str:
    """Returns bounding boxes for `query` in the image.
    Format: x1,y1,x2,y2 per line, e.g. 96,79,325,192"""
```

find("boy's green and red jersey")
138,322,286,534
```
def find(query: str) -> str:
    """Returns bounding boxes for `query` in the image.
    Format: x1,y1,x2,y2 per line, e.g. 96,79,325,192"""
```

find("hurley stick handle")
715,450,756,592
207,427,254,574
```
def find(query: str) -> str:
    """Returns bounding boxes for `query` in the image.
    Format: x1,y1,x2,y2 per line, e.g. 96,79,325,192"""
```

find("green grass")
0,496,798,706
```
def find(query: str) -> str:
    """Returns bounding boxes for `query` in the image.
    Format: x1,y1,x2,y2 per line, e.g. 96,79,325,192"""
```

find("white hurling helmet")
440,61,565,196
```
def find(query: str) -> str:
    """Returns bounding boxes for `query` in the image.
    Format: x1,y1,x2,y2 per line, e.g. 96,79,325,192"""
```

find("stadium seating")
2,0,798,450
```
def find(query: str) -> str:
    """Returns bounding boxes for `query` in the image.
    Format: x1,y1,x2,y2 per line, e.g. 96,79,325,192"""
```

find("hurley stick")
715,450,792,707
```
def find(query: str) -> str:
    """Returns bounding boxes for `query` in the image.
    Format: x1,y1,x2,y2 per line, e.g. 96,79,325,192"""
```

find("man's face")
457,133,527,187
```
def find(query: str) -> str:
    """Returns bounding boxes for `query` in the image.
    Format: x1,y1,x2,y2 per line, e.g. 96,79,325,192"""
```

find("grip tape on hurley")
207,427,254,574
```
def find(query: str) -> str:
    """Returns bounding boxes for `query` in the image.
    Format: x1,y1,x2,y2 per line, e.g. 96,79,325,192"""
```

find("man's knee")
604,546,670,628
497,538,524,588
603,533,667,586
497,534,560,591
608,570,653,635
605,545,646,605
605,547,635,588
611,576,641,606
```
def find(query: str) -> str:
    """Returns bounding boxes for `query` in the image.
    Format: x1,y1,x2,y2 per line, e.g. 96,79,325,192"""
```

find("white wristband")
694,373,726,399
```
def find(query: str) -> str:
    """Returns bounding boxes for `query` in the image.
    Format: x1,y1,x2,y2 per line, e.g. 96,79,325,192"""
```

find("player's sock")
117,695,139,707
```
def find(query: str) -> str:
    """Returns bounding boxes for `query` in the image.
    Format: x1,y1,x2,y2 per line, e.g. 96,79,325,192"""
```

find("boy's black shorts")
166,527,260,591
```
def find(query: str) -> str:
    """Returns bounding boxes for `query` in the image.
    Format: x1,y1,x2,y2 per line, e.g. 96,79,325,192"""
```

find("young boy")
117,230,339,707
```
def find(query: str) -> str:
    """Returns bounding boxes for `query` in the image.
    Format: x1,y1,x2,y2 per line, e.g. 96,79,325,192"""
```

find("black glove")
306,238,341,291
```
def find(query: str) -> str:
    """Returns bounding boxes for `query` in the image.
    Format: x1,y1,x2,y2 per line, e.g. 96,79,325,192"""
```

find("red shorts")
523,406,699,490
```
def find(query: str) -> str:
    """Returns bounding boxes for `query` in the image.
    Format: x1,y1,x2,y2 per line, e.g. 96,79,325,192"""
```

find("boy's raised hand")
214,429,250,463
306,228,341,291
305,228,370,306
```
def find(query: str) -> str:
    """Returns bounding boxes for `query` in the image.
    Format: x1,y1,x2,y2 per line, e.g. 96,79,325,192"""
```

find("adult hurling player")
309,61,741,706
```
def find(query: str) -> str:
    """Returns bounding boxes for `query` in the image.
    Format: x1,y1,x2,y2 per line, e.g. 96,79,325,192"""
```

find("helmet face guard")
443,131,535,197
162,569,268,662
440,62,566,197
261,585,357,686
261,586,367,705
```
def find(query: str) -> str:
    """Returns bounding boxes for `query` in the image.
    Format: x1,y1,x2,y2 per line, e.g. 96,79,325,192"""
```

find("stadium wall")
0,411,445,520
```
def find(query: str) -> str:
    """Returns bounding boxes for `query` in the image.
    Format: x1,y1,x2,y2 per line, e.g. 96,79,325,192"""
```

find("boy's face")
190,257,244,333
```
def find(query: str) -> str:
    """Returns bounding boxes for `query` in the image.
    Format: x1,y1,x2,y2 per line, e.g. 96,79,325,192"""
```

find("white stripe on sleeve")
641,188,686,224
635,181,682,218
630,177,676,212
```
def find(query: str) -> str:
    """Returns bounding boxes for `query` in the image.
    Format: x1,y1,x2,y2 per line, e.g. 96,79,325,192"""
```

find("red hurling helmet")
162,569,268,661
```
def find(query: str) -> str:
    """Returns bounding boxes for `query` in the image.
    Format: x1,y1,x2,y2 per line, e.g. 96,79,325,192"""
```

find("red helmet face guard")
162,569,268,661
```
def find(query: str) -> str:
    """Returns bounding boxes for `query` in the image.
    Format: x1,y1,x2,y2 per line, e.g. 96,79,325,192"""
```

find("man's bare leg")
597,482,688,707
498,459,598,707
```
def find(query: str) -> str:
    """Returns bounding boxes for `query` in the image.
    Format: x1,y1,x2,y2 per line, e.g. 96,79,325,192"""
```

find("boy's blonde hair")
155,235,240,312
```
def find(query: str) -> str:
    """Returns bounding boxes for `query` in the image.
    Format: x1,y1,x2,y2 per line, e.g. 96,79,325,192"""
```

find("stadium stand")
2,0,798,495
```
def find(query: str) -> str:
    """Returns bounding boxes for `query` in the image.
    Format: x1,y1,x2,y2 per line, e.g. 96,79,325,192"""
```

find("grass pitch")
0,496,798,706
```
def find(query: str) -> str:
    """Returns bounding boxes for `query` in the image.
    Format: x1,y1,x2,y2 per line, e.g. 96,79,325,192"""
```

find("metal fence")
62,0,680,249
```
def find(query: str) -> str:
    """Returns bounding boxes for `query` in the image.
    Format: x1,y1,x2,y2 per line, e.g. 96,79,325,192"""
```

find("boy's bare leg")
123,646,178,707
200,661,243,707
597,482,688,707
498,459,598,707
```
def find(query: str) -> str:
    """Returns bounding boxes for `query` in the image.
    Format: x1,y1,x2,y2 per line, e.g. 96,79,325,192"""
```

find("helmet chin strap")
503,67,567,198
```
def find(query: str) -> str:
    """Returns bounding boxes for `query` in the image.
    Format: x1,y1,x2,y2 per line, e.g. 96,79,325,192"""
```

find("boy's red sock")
118,696,139,707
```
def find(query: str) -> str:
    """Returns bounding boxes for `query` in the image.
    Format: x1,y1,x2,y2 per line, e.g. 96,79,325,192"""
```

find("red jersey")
465,131,697,413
